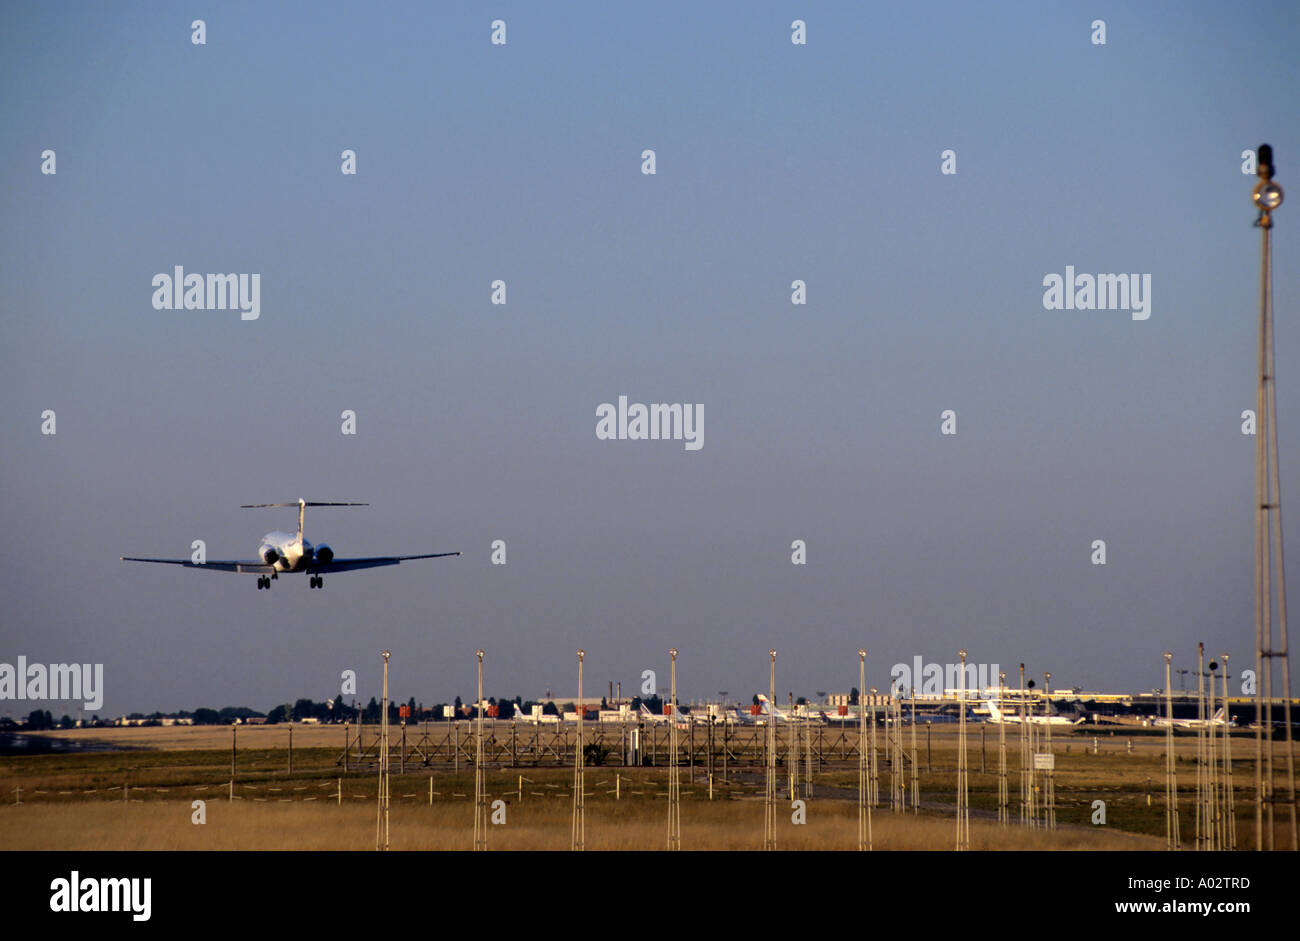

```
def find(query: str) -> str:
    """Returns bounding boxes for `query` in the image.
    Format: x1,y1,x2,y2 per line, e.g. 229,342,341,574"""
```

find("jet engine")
314,543,334,564
259,545,280,566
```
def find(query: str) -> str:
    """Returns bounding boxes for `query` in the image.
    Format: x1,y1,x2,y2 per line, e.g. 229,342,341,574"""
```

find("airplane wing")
122,552,460,575
120,557,274,574
310,551,461,573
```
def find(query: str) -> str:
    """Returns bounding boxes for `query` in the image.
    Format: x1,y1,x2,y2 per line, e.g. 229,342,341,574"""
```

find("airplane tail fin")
241,499,369,541
986,699,1002,721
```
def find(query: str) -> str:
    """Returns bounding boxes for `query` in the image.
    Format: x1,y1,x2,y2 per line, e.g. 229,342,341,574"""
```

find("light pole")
668,648,681,850
955,649,970,850
997,670,1008,825
1221,653,1236,850
571,649,585,851
763,649,777,850
474,649,487,851
376,650,390,851
1164,651,1181,851
1251,143,1298,852
858,649,871,850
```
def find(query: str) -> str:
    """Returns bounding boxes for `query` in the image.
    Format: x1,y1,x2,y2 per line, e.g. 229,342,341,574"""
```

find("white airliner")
755,694,794,723
514,703,559,725
1151,706,1231,729
121,499,460,590
984,699,1085,726
640,703,692,727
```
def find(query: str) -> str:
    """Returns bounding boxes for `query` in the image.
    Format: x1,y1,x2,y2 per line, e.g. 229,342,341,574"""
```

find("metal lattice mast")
1018,664,1030,827
788,692,799,801
668,648,681,851
1164,652,1181,850
571,649,585,851
1222,653,1237,849
763,650,778,850
857,650,871,850
804,704,814,798
889,694,901,813
909,687,919,813
955,649,970,850
1029,678,1040,828
886,697,896,811
1043,672,1056,830
1209,657,1223,851
1196,642,1208,850
474,649,487,851
1252,143,1298,852
868,687,880,808
376,650,390,851
896,695,907,812
997,671,1009,825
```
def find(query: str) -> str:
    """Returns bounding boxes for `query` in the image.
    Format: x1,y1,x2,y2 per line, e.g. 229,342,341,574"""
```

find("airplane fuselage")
258,531,333,573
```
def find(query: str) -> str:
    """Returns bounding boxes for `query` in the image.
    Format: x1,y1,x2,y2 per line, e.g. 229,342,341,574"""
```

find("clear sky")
2,1,1299,715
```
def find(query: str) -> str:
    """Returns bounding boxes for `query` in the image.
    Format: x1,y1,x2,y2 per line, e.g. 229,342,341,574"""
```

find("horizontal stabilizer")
240,502,369,508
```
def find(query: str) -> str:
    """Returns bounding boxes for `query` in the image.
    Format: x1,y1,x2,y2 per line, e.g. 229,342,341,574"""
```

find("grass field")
0,797,1159,851
0,724,1282,850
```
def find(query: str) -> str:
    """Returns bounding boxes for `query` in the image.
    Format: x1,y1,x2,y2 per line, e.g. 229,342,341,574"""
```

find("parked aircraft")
1151,706,1231,729
984,699,1085,726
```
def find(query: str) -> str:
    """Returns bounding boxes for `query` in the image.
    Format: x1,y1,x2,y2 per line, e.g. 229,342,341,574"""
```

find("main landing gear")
309,575,324,589
256,573,278,590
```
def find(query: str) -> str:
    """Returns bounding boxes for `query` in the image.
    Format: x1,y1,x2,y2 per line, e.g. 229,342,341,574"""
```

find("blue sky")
2,1,1299,714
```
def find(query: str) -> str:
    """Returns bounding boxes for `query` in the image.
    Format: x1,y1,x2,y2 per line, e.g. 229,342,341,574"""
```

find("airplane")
984,699,1085,726
1150,706,1231,730
723,705,761,725
821,706,859,725
640,703,691,727
514,703,559,725
755,694,794,723
638,704,666,724
121,499,460,590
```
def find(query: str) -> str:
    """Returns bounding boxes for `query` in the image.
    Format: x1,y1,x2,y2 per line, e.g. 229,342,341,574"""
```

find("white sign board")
1033,753,1055,770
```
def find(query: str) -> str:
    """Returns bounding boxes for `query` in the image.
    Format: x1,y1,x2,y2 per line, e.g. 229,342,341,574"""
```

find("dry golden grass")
30,724,348,750
0,798,1160,851
7,723,1277,850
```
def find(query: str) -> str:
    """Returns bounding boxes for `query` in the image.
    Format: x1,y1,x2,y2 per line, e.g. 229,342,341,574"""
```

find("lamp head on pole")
1255,180,1284,212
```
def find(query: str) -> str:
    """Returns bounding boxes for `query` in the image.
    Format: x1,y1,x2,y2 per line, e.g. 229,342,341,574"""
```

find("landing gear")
309,575,323,589
256,576,270,590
